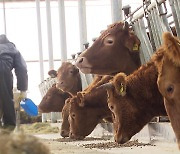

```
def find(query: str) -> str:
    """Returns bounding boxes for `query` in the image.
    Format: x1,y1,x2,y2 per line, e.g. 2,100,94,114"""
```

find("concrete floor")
35,123,180,154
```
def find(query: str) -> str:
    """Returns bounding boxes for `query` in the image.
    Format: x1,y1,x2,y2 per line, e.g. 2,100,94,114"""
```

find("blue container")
20,98,38,116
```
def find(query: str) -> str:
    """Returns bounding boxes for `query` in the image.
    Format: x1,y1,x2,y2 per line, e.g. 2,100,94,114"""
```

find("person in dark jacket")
0,34,28,130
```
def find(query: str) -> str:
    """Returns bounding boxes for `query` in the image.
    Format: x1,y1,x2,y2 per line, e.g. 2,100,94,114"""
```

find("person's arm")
14,51,28,92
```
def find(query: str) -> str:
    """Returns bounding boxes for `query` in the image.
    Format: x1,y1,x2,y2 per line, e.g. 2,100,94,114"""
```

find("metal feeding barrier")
124,0,180,64
38,77,60,123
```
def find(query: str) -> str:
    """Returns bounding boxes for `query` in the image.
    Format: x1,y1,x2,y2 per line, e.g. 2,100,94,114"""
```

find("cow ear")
163,32,180,66
113,73,127,96
123,21,129,32
77,92,85,107
48,70,57,78
124,32,140,52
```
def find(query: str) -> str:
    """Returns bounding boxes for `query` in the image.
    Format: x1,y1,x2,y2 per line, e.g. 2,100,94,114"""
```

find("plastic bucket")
20,98,38,116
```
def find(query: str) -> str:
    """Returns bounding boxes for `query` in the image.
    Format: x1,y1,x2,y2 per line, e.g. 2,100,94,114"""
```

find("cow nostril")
70,132,73,138
60,81,63,85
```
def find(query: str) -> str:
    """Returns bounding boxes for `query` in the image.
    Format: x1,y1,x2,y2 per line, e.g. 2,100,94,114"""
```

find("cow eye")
166,85,174,94
69,70,74,74
104,37,114,45
107,39,113,44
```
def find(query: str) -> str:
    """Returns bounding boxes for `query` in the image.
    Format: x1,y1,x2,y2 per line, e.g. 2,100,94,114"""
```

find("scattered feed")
55,137,110,142
81,140,154,149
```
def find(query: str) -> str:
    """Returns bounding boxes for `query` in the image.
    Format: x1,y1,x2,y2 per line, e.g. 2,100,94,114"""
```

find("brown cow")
49,62,82,96
155,32,180,149
38,84,72,137
68,75,113,140
60,75,105,138
99,49,167,144
75,21,141,75
38,84,71,113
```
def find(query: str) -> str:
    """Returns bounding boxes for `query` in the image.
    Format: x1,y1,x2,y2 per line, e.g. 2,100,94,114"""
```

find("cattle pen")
0,0,180,153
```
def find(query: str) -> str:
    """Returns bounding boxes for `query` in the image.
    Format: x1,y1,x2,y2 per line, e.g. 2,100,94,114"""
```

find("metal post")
45,0,54,70
36,0,44,82
78,0,93,84
148,12,159,49
111,0,123,23
78,0,87,52
139,19,153,57
58,0,67,62
133,21,149,63
151,9,162,47
3,0,6,34
169,0,180,37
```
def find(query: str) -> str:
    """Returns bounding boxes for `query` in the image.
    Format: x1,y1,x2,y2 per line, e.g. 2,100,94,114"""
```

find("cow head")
156,32,180,149
56,62,82,95
75,21,141,75
38,84,71,113
69,87,111,140
100,72,160,144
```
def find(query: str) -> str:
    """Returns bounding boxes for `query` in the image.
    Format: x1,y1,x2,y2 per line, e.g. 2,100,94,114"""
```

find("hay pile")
21,122,59,134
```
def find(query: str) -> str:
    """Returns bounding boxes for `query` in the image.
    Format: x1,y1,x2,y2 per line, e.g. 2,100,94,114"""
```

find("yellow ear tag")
133,43,139,51
119,83,124,94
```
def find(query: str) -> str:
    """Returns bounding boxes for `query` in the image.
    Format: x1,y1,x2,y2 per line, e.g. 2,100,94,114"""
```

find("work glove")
19,91,27,100
14,91,27,110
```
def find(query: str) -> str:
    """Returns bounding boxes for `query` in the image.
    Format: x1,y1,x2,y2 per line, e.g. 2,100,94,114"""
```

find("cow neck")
127,61,166,115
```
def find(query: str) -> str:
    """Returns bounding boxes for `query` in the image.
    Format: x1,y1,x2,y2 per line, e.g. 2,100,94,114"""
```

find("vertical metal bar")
36,0,44,82
148,13,158,50
173,0,180,24
78,0,87,52
174,0,180,36
3,0,6,34
149,10,159,48
137,20,151,62
45,0,54,70
58,0,67,62
157,3,171,32
146,18,156,51
169,0,180,37
151,8,162,47
111,0,123,23
78,0,93,84
139,19,153,56
154,9,163,43
132,22,146,64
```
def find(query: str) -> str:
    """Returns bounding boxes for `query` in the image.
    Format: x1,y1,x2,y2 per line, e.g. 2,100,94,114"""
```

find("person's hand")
19,91,27,100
